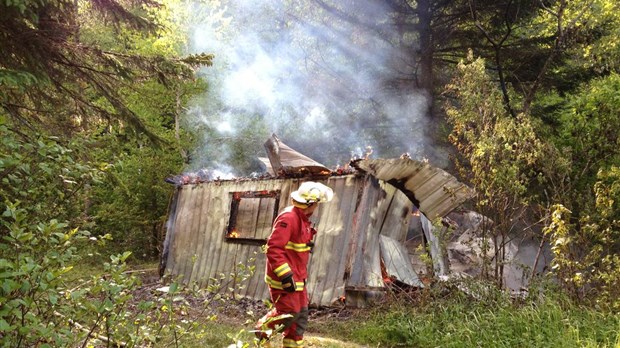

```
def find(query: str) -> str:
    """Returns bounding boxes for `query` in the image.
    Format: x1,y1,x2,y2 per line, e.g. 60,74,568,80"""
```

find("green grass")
132,299,619,348
157,277,610,348
311,290,620,348
160,320,255,347
62,261,620,348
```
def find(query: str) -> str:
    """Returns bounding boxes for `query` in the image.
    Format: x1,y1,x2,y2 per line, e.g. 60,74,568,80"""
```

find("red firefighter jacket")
264,206,316,291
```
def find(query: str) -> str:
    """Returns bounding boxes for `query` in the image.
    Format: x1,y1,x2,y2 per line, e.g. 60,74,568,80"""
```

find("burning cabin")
159,135,474,307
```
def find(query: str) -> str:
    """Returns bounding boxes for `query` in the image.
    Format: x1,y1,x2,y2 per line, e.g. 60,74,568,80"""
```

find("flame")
227,229,239,238
334,163,355,175
363,146,373,159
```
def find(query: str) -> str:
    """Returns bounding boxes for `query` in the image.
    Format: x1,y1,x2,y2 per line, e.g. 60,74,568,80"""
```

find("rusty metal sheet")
264,134,331,176
257,157,275,176
379,235,424,287
352,158,474,220
420,213,449,276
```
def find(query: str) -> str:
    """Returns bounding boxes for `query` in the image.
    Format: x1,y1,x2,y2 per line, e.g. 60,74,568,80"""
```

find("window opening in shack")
226,190,280,244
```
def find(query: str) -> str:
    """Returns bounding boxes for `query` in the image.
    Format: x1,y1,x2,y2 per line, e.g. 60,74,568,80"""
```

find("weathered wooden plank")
181,185,204,283
237,198,259,238
255,197,275,239
419,181,453,218
239,245,260,299
329,176,364,301
237,184,262,298
354,158,474,220
344,178,368,287
181,186,200,282
250,251,268,300
199,183,223,291
228,244,249,298
373,182,397,238
360,179,387,288
406,169,438,199
345,176,394,299
198,183,218,288
170,187,188,279
167,188,184,275
423,181,471,219
305,178,334,305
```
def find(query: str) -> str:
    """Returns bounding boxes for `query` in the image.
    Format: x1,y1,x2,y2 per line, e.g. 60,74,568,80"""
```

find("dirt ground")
275,335,368,348
133,268,371,347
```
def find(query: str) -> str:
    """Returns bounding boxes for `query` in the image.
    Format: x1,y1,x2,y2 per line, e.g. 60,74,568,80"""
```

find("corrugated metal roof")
352,158,475,220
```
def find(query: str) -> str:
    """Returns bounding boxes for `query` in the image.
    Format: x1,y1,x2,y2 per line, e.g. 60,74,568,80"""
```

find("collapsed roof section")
351,158,475,220
261,135,474,220
263,134,332,177
165,134,474,222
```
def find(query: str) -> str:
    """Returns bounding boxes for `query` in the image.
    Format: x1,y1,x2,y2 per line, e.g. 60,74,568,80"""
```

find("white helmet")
291,181,334,205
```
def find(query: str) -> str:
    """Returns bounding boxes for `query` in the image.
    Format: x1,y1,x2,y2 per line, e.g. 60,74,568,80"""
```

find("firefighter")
255,181,334,348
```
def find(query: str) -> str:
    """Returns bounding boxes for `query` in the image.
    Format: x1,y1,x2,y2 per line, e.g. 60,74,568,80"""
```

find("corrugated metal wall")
343,177,415,307
305,175,364,306
163,176,365,305
162,174,416,307
162,159,472,307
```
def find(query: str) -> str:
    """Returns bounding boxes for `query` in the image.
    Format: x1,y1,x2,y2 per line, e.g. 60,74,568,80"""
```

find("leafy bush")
0,203,229,347
444,54,549,286
336,282,620,348
0,123,102,228
88,140,181,260
0,122,215,347
545,167,620,310
0,205,88,347
0,205,141,346
445,54,620,310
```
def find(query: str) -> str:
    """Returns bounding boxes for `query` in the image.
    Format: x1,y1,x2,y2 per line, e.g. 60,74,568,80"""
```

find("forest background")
1,0,619,347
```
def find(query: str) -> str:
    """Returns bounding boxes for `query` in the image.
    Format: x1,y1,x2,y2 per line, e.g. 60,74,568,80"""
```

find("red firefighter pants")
255,288,309,347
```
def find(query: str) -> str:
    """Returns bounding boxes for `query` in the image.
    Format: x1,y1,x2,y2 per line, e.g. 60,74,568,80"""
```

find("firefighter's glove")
307,241,315,253
281,274,296,293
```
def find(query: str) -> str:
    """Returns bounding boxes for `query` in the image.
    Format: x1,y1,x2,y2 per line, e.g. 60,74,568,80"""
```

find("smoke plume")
184,0,435,175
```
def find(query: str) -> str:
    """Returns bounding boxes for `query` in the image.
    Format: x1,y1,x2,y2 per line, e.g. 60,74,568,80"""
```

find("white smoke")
183,0,437,174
